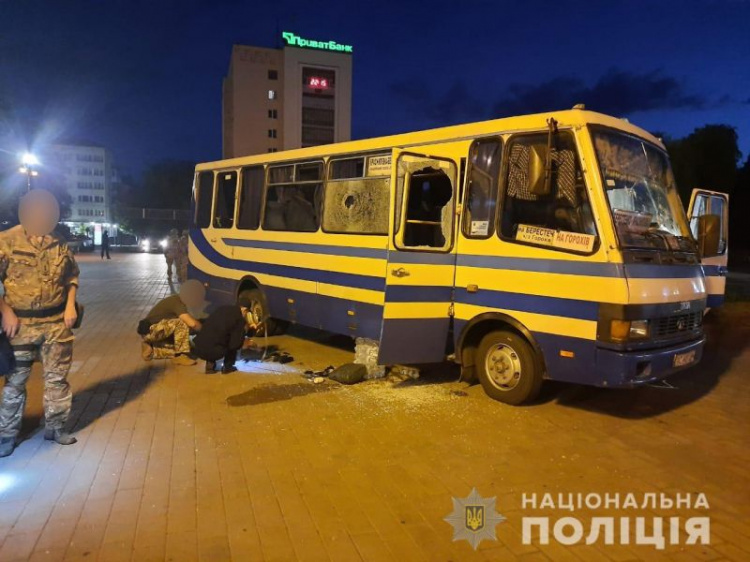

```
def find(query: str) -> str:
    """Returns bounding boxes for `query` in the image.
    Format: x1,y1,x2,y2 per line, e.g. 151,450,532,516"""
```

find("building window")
268,109,278,119
268,129,277,139
268,69,278,80
268,90,277,100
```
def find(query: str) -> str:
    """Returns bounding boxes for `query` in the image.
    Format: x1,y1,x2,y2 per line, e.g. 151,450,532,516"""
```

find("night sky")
1,0,748,175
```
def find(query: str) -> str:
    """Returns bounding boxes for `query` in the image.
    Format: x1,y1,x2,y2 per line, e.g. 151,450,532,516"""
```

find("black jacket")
192,305,245,360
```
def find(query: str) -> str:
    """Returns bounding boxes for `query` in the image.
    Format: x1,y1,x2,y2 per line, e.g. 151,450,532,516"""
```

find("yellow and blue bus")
188,108,728,404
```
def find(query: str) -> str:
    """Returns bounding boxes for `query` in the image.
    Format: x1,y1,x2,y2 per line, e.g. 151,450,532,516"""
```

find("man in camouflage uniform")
176,229,189,283
0,190,80,458
140,279,205,366
164,228,179,281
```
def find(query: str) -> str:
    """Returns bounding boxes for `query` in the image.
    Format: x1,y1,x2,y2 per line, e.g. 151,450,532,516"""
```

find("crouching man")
139,280,205,366
192,301,258,374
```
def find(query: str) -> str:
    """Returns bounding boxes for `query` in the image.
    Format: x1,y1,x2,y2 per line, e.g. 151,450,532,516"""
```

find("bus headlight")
629,320,650,339
610,319,650,341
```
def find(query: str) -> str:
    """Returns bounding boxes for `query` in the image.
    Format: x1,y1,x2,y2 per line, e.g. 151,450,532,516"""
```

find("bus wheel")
239,289,286,336
476,330,541,405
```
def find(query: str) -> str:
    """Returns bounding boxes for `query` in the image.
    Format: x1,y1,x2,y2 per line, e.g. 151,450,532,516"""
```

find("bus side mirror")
528,145,550,196
697,214,720,258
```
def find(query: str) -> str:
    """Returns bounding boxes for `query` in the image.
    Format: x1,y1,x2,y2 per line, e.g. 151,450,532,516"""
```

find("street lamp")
18,152,39,192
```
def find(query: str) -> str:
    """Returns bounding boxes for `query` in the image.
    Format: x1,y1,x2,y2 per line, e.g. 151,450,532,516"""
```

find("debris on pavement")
354,337,386,379
328,363,368,385
390,365,420,382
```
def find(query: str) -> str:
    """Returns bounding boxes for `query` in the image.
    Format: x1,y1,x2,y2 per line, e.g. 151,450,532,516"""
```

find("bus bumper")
595,337,705,388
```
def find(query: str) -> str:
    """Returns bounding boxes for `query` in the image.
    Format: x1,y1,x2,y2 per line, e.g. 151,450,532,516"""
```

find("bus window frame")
322,151,391,236
237,164,266,231
195,169,216,229
461,136,504,241
211,168,240,230
262,158,325,232
394,151,458,254
496,128,600,257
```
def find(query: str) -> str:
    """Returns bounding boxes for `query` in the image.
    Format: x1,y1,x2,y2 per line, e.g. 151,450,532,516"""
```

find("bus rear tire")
476,330,541,405
239,289,287,336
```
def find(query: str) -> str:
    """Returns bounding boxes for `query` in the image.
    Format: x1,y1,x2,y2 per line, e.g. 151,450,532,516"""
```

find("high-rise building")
222,31,353,158
45,143,114,225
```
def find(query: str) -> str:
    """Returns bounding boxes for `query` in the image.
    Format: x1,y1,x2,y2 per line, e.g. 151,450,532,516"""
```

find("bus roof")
196,109,664,171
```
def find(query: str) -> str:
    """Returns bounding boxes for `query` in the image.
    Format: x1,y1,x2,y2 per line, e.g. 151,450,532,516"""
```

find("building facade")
45,143,115,226
222,32,353,158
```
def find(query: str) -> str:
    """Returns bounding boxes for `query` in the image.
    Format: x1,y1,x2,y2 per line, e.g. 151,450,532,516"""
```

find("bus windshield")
592,129,695,252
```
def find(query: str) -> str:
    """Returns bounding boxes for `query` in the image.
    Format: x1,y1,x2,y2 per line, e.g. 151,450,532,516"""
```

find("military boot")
0,436,16,458
44,429,77,445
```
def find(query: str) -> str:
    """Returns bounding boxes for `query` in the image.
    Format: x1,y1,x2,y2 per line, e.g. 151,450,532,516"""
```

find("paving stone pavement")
0,253,748,561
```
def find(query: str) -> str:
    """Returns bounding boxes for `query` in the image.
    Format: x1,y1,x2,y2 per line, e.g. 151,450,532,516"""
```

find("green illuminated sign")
282,31,353,54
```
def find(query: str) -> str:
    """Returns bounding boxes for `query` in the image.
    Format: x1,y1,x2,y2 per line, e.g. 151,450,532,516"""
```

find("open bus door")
688,189,729,309
378,149,460,365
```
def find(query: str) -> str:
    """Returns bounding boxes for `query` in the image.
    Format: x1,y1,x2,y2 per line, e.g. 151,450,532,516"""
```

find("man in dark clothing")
101,231,111,260
192,304,256,374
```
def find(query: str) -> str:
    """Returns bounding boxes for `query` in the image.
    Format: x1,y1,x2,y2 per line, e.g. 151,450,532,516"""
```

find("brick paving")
0,253,748,561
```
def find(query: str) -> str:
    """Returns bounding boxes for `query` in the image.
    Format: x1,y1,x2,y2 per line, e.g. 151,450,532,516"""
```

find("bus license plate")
673,350,696,367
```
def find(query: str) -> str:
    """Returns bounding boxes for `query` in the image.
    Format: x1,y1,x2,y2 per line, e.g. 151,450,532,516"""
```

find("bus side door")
378,151,459,365
688,189,729,308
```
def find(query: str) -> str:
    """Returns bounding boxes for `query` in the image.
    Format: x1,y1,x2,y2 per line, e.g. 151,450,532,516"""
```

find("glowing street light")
21,153,39,167
18,152,40,192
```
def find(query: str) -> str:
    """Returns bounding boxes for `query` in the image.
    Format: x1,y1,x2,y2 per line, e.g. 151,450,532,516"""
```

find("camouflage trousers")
176,257,188,283
0,317,74,438
142,318,191,358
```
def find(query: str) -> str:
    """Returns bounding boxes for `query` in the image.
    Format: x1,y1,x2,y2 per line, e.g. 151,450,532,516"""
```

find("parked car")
67,234,95,253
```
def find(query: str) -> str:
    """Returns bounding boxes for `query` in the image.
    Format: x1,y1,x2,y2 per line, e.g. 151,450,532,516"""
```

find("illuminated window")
268,90,277,100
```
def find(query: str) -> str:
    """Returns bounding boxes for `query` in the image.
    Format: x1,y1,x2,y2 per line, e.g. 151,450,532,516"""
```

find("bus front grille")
653,311,703,338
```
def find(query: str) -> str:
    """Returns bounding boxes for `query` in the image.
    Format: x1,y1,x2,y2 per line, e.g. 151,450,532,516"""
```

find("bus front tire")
239,289,287,336
476,330,542,405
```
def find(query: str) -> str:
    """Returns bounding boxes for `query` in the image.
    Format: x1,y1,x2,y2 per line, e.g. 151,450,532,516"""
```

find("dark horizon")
1,0,748,176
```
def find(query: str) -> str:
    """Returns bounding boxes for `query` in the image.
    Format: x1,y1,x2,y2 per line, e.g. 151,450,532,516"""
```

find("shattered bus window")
397,158,455,250
323,178,390,234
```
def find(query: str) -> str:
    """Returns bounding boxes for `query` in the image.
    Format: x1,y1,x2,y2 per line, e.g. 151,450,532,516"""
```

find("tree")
127,160,195,210
665,125,741,205
730,155,750,252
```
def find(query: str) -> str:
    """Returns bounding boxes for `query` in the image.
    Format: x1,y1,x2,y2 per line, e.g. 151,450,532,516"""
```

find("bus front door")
378,151,459,365
688,189,729,308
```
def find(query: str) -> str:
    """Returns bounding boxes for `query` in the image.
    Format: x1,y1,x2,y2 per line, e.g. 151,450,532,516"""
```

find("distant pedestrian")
193,302,258,374
0,190,81,458
164,228,179,281
101,230,111,260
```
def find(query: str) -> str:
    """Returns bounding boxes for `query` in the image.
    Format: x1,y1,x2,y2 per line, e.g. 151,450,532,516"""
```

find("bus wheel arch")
236,277,288,336
457,314,546,393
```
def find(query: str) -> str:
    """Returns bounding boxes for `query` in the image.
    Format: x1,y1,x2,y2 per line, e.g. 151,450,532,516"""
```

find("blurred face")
19,189,60,236
179,279,206,310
